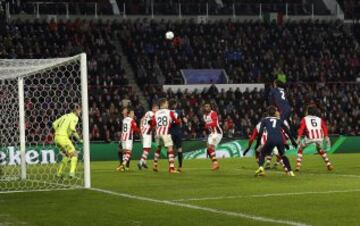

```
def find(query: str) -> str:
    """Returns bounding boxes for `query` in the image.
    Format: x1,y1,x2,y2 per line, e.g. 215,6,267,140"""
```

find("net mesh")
0,56,85,192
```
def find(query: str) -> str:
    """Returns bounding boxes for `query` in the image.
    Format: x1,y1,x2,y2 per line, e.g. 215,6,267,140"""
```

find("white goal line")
171,188,360,202
89,187,311,226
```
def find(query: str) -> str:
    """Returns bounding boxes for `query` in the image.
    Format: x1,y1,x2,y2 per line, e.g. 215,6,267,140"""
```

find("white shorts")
207,133,223,146
156,134,173,148
301,138,322,147
142,134,152,149
121,140,133,150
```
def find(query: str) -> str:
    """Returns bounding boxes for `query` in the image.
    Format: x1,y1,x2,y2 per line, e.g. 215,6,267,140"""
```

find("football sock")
258,153,265,167
296,148,303,168
140,148,150,163
122,150,132,166
57,156,68,176
277,155,288,172
281,155,292,171
177,148,183,168
117,151,123,164
70,156,78,176
168,147,175,170
266,155,272,164
319,149,332,167
153,147,161,168
207,147,217,162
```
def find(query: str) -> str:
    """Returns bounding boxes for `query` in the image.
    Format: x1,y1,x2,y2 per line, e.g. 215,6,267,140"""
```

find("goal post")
0,53,91,192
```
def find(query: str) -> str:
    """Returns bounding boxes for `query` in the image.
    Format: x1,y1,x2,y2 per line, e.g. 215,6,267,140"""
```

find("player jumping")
151,98,180,173
117,107,141,172
255,106,297,177
53,104,82,178
203,102,222,171
269,77,293,135
295,105,333,171
137,103,159,170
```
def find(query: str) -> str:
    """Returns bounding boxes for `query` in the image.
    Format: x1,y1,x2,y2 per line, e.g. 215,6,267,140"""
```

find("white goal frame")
0,53,91,190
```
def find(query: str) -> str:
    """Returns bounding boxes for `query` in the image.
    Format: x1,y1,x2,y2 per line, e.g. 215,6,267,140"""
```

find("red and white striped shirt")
203,110,223,134
141,111,154,135
249,122,268,145
298,116,328,141
121,117,140,141
151,109,179,135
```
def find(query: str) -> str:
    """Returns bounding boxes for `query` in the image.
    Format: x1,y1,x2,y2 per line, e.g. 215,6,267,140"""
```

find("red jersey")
297,116,328,141
121,117,140,141
141,111,155,135
152,109,179,135
203,110,223,134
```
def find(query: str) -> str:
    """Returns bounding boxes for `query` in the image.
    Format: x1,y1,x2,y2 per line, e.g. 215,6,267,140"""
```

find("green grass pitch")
1,153,360,226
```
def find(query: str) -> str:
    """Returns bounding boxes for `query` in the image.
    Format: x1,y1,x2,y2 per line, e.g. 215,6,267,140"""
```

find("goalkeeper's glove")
78,139,83,144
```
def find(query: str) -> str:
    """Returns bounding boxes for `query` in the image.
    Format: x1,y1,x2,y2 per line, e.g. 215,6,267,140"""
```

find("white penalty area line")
171,189,360,202
89,187,311,226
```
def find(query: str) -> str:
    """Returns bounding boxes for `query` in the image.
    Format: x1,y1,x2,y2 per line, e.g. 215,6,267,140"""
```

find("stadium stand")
145,83,360,139
121,19,359,86
1,17,359,141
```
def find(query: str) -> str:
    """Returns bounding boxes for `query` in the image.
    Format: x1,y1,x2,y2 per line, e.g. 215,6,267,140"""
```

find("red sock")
122,150,132,165
153,147,161,167
207,147,217,162
296,148,303,168
168,147,175,170
141,148,150,162
319,149,332,166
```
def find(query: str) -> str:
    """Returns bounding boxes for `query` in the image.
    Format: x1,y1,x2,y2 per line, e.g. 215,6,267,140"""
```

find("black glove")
243,148,250,156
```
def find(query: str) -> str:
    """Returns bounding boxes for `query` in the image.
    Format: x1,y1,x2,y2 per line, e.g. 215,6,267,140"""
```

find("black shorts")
171,133,183,149
262,140,285,156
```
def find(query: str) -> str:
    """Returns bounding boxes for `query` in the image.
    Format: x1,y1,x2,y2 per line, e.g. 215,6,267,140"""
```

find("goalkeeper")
53,104,83,178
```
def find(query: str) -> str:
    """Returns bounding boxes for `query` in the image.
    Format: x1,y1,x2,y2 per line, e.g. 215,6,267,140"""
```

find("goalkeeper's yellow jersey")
52,112,79,137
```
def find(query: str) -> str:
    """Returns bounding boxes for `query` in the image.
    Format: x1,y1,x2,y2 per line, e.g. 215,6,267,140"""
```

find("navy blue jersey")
170,109,183,135
268,88,291,113
258,117,287,143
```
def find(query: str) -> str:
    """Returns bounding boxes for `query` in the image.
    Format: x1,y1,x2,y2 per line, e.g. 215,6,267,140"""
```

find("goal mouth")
0,53,90,193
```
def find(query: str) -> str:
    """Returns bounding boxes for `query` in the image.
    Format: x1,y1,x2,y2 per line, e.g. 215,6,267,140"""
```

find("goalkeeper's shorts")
55,136,76,154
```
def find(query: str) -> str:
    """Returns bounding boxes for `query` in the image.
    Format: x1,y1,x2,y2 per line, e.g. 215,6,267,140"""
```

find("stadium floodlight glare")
0,53,90,192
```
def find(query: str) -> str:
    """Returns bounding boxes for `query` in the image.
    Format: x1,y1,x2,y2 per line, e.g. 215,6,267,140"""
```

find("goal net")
0,53,90,192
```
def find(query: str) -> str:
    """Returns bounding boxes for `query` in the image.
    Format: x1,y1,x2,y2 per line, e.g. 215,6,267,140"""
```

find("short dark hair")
72,104,81,111
203,101,211,106
274,79,286,88
267,105,277,117
307,105,318,116
152,102,159,108
159,98,168,107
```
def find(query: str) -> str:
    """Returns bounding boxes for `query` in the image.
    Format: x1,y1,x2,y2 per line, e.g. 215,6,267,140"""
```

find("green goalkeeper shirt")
52,112,79,138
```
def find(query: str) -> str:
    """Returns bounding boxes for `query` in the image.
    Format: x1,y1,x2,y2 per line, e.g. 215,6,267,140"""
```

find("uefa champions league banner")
183,136,349,160
0,136,355,164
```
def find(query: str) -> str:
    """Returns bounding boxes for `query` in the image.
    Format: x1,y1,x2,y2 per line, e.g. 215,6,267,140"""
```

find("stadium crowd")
144,83,360,139
121,19,359,86
1,18,359,142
